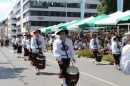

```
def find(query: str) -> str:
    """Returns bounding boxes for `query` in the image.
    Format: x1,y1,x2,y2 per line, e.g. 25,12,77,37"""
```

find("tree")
123,0,130,11
97,0,117,15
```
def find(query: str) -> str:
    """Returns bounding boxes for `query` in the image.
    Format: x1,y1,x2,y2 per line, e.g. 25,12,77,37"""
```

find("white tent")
95,11,130,25
67,16,94,30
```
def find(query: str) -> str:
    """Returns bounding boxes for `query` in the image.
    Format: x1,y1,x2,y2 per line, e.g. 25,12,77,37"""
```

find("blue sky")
0,0,16,22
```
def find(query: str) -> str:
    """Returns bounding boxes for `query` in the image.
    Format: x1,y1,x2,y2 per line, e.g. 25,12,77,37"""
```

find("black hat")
56,28,69,35
113,36,118,41
17,34,22,36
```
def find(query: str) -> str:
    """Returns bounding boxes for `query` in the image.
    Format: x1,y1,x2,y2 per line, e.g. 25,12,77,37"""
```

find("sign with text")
38,17,43,20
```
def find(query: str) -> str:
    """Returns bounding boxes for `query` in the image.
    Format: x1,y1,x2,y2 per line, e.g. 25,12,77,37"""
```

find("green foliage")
76,48,93,58
97,0,117,15
102,55,115,63
76,48,115,62
46,44,52,50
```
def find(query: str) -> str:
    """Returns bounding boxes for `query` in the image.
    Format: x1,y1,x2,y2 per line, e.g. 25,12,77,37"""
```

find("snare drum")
66,66,79,86
96,52,103,62
36,53,46,69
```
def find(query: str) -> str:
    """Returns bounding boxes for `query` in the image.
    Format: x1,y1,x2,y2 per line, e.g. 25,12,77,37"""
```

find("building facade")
15,0,99,33
8,11,18,38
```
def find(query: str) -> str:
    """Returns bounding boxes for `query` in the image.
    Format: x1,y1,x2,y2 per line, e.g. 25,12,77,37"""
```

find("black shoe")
18,56,19,58
24,59,26,61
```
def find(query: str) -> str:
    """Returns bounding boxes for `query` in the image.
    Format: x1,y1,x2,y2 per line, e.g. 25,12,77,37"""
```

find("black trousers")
113,54,121,65
92,49,98,58
24,48,28,56
58,58,70,78
17,46,22,53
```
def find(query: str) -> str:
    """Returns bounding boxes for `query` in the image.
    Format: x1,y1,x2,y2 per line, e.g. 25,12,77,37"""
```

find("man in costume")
53,28,76,86
12,36,17,53
31,29,46,75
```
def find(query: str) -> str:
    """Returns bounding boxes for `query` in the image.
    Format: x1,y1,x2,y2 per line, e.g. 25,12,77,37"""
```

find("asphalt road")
0,47,130,86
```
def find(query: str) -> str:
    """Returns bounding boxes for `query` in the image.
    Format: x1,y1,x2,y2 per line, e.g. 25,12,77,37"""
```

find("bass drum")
36,55,46,69
66,66,79,86
96,52,103,62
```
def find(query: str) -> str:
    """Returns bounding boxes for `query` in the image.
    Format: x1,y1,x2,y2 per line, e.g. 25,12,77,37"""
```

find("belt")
61,53,71,56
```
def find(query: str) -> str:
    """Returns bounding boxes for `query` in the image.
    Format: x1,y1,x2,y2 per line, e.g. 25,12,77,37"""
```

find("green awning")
79,14,109,28
59,19,83,29
117,15,130,23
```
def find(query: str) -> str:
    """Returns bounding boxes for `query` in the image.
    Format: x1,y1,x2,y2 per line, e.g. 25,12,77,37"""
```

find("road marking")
45,53,118,86
8,50,118,86
10,66,14,69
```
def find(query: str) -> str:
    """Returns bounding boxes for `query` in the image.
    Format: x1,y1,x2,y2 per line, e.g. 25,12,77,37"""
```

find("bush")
46,44,52,50
102,55,115,63
76,48,93,58
76,48,115,62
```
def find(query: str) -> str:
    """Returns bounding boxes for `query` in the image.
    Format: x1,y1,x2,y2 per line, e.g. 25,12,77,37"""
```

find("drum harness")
61,40,74,68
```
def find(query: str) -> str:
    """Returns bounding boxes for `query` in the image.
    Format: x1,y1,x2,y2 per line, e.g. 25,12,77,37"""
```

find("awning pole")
128,24,129,31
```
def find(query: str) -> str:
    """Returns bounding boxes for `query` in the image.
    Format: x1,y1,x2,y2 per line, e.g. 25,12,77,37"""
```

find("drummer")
26,34,32,65
12,36,17,53
90,34,100,64
31,29,46,75
53,28,76,86
16,34,22,58
111,36,122,70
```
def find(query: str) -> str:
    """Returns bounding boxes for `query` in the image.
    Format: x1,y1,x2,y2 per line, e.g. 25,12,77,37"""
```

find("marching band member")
22,34,28,61
90,34,100,64
12,36,17,53
1,38,4,48
26,35,32,65
53,29,76,86
111,36,122,70
31,30,46,75
16,34,22,58
120,40,130,74
49,36,55,52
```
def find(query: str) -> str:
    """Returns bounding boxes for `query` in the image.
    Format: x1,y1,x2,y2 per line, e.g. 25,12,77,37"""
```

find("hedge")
46,44,115,63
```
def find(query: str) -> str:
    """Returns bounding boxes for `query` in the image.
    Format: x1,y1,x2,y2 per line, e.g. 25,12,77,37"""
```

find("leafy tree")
97,0,117,15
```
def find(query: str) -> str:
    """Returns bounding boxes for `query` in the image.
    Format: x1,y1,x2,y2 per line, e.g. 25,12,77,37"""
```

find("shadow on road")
0,67,27,79
40,72,58,76
0,62,10,64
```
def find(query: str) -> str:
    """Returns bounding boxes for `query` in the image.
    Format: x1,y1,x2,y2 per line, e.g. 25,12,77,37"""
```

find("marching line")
9,50,118,86
45,53,118,86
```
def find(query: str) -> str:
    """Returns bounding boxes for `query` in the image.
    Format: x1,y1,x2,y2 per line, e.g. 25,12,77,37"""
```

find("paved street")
0,47,130,86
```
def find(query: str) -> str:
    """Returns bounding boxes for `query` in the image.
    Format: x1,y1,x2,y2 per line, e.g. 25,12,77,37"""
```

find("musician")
16,34,22,58
31,29,46,75
90,34,100,64
1,38,4,47
111,36,122,70
22,34,28,61
26,35,32,65
12,36,17,53
49,36,55,52
53,29,76,86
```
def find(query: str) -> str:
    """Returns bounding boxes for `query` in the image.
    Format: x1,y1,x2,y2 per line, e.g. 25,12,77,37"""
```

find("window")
55,12,60,16
42,2,48,7
43,11,49,16
30,1,48,8
31,21,37,26
85,4,97,9
23,2,29,11
37,11,42,16
61,12,66,17
33,1,37,6
12,18,17,22
30,11,37,15
61,2,66,7
37,21,43,26
51,12,55,16
12,30,16,34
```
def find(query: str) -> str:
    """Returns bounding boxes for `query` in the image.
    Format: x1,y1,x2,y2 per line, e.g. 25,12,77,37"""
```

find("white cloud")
0,0,15,21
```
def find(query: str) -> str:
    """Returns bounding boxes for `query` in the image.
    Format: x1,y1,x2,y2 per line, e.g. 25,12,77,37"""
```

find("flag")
117,0,124,12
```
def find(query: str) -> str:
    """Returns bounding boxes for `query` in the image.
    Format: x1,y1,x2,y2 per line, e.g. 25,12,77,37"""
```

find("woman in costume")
16,34,22,58
90,34,100,64
53,29,76,86
31,30,46,75
111,36,122,70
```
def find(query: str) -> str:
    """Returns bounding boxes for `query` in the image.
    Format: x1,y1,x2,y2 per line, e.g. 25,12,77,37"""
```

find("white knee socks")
34,66,38,72
61,78,66,86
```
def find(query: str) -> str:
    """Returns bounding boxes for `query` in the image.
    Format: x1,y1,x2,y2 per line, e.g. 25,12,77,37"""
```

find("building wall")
15,0,99,33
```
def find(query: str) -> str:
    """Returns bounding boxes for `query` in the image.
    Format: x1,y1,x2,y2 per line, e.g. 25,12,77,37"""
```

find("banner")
117,0,124,12
81,0,85,19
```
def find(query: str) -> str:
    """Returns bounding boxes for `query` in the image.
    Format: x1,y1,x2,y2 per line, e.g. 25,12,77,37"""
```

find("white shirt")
22,38,26,46
53,38,75,61
16,38,22,46
49,38,55,44
90,38,100,50
107,43,111,50
83,43,86,48
111,41,122,54
31,35,46,52
120,44,130,75
26,39,31,50
12,38,16,44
